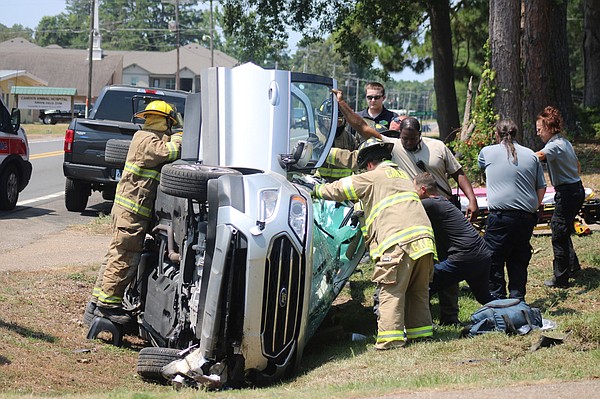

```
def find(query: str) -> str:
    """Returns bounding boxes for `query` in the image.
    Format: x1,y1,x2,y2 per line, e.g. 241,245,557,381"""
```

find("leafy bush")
449,41,498,185
574,106,600,140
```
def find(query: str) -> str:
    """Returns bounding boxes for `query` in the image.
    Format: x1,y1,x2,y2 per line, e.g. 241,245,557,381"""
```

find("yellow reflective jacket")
317,128,359,181
313,161,435,260
114,129,181,219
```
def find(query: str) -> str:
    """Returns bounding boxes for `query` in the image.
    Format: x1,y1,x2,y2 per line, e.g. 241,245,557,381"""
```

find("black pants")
552,181,585,283
430,256,494,306
484,210,537,300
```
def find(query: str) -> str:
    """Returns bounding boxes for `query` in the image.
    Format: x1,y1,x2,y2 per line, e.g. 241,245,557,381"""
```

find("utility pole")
164,0,194,89
209,0,214,67
355,77,363,111
175,0,180,89
86,0,95,118
343,73,356,108
328,62,339,79
299,47,318,73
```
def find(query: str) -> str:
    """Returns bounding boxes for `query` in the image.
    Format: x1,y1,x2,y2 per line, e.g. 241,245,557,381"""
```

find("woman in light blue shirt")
535,106,585,289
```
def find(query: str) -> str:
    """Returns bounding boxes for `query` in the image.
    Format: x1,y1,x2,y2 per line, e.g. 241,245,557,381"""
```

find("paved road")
0,136,113,271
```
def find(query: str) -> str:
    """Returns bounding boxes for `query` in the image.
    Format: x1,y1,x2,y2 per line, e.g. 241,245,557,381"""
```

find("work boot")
94,305,133,325
544,278,570,289
82,300,97,326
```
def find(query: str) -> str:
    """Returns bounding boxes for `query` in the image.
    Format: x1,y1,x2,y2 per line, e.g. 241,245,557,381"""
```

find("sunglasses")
366,95,383,101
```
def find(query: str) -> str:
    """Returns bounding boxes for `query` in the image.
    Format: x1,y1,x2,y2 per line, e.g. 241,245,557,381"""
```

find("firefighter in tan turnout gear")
312,138,436,350
89,100,182,324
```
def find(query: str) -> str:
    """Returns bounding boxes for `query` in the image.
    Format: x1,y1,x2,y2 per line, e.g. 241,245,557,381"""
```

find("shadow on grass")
0,318,57,343
573,267,600,291
529,267,600,316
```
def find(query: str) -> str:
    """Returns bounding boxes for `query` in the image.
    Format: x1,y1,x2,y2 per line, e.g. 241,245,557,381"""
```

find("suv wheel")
104,139,130,167
0,165,19,210
160,162,241,201
43,115,55,125
65,178,91,212
137,347,183,382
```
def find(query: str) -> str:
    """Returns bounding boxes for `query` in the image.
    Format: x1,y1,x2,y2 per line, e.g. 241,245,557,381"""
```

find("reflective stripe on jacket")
317,130,359,181
114,129,181,218
314,161,435,260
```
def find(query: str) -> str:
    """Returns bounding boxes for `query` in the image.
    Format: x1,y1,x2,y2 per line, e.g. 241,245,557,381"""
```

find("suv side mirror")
279,140,313,170
10,108,21,132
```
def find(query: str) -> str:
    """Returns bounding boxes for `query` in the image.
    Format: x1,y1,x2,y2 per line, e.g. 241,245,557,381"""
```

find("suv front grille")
261,235,305,362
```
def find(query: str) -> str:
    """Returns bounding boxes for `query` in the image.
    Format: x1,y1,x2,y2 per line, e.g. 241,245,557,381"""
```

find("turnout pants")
373,245,434,350
93,205,150,307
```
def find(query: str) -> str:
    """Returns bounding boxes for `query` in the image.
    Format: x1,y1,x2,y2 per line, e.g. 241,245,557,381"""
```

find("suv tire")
0,164,19,210
43,115,55,125
137,347,183,382
105,139,131,167
160,162,241,201
65,178,91,212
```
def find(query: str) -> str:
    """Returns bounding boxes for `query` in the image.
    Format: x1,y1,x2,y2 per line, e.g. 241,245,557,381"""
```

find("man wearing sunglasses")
356,82,398,132
330,88,480,327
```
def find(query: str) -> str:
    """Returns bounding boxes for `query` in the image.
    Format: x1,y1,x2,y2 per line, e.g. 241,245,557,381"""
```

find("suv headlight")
289,195,307,244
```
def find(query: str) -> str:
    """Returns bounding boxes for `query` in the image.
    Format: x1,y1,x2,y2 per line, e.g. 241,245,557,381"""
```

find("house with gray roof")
0,37,238,121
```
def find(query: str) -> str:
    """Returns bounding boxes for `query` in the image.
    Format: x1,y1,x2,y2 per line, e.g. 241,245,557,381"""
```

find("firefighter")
316,100,359,182
312,138,436,350
88,100,182,324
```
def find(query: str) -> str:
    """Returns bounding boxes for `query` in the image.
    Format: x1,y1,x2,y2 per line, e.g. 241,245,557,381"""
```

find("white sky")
0,0,432,82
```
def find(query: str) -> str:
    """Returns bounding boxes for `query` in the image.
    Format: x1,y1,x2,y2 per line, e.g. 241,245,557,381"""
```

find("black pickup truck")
63,85,188,212
39,103,86,124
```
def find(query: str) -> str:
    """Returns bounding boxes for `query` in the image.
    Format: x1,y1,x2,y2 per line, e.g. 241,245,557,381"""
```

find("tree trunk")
584,0,600,107
522,0,575,148
489,0,522,140
428,0,460,142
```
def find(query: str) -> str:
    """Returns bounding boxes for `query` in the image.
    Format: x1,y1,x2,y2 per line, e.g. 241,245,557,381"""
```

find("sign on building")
18,95,71,110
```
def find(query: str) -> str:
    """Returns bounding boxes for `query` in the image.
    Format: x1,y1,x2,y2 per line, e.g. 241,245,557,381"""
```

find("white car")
0,98,31,210
87,64,366,389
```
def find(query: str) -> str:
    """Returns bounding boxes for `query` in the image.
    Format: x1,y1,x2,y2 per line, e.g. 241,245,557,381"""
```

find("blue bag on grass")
461,298,543,338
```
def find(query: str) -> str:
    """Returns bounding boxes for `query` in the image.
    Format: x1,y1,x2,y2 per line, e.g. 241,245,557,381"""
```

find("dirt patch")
0,228,110,272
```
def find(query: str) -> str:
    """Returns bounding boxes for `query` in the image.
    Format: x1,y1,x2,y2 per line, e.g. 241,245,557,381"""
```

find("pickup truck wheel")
65,178,91,212
160,163,241,201
0,165,19,210
105,139,130,166
43,115,55,125
137,347,183,382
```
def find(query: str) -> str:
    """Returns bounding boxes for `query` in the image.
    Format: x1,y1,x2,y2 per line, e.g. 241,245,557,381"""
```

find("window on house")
180,78,193,92
166,78,176,90
152,79,160,88
130,77,138,86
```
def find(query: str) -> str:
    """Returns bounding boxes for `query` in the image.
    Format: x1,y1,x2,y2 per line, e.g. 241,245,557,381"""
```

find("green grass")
22,122,68,137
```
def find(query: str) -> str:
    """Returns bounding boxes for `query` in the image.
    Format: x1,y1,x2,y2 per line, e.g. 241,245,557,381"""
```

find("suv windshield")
289,82,335,165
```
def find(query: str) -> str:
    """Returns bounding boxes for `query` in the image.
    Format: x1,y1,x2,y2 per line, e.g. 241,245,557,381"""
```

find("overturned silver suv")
91,64,365,389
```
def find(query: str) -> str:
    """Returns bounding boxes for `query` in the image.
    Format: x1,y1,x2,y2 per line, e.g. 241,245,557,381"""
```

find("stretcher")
458,186,600,235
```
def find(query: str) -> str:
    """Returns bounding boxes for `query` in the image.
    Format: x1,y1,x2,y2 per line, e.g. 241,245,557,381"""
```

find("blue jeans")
430,257,494,306
484,210,537,300
552,181,585,283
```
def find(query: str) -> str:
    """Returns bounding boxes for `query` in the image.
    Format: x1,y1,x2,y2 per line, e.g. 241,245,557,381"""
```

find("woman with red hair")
535,106,584,288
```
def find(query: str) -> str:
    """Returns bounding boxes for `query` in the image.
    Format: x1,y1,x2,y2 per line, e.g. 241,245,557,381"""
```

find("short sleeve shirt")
382,136,462,195
541,134,580,186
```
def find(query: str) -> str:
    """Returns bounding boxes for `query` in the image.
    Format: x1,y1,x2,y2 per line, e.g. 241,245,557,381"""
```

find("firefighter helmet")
357,138,394,169
134,100,178,125
316,97,335,133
